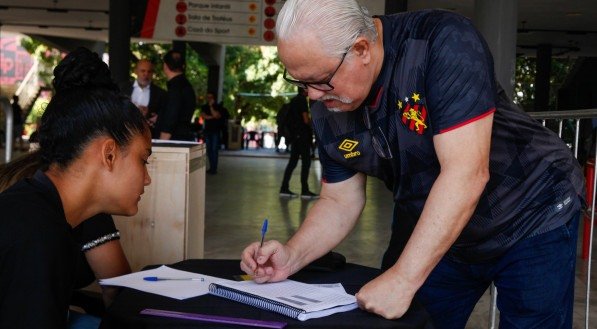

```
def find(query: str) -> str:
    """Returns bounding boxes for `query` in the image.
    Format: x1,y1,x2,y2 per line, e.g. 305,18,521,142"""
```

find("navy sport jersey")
311,10,585,263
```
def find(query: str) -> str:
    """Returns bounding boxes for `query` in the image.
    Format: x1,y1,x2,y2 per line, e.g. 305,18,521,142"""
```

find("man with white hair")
241,1,585,328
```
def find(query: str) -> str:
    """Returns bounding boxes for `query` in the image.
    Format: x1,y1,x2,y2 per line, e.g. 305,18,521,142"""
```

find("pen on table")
260,218,269,248
143,276,204,282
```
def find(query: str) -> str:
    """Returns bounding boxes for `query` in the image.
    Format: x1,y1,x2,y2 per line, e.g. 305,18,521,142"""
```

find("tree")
513,56,575,111
222,45,293,123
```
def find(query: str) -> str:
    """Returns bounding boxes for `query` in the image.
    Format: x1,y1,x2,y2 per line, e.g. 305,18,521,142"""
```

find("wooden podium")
113,141,206,271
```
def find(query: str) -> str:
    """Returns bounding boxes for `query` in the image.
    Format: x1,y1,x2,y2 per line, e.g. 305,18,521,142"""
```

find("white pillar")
474,0,517,100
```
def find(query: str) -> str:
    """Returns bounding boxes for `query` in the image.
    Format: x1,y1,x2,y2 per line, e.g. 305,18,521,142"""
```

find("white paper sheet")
210,279,358,320
99,265,233,300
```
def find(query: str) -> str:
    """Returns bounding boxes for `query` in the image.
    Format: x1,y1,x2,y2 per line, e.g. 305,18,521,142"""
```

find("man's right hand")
240,240,294,283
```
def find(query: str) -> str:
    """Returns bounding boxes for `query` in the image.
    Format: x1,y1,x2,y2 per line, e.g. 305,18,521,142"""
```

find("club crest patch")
339,139,361,159
398,92,428,135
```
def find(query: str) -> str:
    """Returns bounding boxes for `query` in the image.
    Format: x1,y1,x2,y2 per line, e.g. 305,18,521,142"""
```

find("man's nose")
307,87,326,100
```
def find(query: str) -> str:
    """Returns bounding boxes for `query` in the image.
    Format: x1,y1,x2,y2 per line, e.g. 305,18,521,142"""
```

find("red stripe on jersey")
439,108,496,134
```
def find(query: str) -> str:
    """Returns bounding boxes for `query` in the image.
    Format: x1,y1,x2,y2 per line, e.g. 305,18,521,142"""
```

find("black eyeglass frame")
282,48,350,92
362,108,393,159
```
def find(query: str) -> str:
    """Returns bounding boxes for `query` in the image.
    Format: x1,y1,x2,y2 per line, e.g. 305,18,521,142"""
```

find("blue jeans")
205,131,220,172
417,212,580,329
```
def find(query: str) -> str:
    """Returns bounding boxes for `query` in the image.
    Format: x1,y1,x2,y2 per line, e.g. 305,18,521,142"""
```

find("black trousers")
281,135,312,193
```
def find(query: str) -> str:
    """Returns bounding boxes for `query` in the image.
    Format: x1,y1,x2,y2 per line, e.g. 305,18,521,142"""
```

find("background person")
10,94,25,150
241,1,585,328
157,50,196,141
0,47,151,329
279,88,318,199
200,91,224,174
124,59,167,138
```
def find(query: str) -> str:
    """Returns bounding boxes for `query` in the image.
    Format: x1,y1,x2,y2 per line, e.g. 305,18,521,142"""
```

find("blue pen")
144,276,204,282
260,218,268,247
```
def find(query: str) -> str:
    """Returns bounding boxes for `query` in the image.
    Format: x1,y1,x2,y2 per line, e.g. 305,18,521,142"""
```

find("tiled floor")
204,149,597,328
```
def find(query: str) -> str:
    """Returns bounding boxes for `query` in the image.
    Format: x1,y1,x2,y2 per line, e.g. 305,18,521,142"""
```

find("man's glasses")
282,48,349,92
363,108,393,159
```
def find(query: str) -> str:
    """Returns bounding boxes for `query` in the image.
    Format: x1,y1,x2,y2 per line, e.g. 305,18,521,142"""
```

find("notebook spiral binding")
209,283,305,319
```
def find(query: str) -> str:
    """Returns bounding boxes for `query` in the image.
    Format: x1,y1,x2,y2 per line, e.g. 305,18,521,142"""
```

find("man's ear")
101,139,118,171
352,37,371,65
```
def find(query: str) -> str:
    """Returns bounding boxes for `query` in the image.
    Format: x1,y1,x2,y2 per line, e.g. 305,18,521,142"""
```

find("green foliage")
19,36,63,89
223,45,294,123
514,56,576,111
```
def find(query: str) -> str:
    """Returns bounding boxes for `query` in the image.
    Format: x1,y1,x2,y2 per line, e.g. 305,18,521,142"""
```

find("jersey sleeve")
319,142,358,184
425,14,497,134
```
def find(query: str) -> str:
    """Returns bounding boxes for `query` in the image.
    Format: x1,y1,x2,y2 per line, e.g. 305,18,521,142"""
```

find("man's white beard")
321,95,353,113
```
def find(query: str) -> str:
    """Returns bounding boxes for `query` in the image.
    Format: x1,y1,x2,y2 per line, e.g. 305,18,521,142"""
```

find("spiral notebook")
208,279,358,321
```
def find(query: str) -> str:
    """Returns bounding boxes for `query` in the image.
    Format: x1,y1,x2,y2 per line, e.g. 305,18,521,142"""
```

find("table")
100,259,433,329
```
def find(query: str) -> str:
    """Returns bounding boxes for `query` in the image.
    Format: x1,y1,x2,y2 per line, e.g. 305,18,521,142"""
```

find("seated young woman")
0,151,131,314
0,47,152,329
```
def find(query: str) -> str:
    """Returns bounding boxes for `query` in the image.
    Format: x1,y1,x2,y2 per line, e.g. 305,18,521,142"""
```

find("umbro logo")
339,139,361,159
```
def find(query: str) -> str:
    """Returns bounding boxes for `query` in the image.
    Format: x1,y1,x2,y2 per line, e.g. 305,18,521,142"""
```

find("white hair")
276,0,377,58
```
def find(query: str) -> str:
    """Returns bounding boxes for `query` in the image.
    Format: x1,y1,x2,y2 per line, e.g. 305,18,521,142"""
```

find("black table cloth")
100,259,433,329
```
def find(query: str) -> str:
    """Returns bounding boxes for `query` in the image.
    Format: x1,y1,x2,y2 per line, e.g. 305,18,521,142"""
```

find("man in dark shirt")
157,50,196,141
279,88,318,199
241,1,585,327
200,91,224,174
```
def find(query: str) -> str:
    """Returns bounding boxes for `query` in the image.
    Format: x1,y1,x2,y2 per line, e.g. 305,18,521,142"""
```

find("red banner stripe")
140,0,161,39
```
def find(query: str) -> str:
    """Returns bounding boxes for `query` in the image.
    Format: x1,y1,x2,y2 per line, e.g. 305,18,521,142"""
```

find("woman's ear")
101,139,117,170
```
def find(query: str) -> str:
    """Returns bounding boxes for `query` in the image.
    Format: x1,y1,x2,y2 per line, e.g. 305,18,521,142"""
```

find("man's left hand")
355,270,416,319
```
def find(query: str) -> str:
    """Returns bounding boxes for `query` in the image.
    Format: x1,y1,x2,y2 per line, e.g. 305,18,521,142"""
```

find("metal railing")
487,108,597,329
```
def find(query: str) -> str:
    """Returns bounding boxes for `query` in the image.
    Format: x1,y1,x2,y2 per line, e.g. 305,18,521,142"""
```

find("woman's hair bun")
52,47,120,93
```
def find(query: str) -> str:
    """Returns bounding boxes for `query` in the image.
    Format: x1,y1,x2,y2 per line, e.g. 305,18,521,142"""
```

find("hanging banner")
138,0,385,45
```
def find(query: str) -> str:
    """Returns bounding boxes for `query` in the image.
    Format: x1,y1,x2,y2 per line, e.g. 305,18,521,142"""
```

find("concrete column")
534,44,552,111
108,0,131,87
188,42,225,102
474,0,517,100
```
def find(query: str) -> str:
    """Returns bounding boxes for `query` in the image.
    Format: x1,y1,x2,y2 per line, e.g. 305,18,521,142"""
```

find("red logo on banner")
176,14,187,25
264,6,276,17
264,18,275,29
176,1,187,13
175,26,187,37
263,30,275,42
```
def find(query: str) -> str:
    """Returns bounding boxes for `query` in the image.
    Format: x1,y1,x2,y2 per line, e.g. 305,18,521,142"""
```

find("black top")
72,213,121,289
201,102,227,133
311,10,585,262
158,74,197,141
287,93,312,141
0,171,78,329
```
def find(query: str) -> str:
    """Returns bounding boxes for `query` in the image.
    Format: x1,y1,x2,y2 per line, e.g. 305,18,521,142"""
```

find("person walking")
279,88,319,199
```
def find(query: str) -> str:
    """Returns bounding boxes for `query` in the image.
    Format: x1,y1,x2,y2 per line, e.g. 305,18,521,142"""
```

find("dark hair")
38,47,147,169
0,151,41,192
163,50,185,72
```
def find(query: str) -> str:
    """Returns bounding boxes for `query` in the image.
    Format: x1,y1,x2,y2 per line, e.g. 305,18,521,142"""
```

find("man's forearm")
286,173,367,274
388,167,488,292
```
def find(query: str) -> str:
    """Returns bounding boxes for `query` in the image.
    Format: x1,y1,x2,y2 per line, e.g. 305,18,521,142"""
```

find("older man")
241,1,585,328
126,59,167,138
